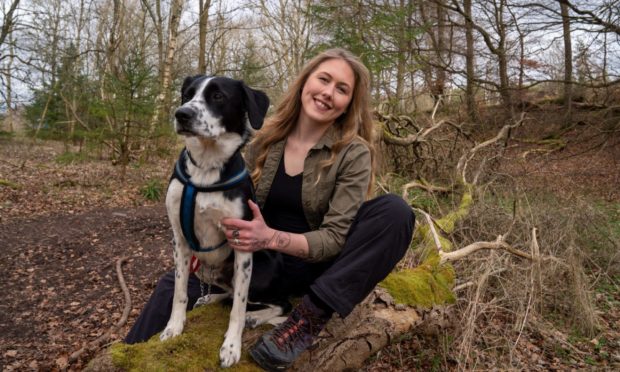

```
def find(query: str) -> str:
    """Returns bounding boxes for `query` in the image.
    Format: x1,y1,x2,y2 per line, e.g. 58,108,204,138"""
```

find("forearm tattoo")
273,231,291,250
272,232,307,258
247,231,304,256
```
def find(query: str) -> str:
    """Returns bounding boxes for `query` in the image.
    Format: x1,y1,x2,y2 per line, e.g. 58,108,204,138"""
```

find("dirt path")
0,205,174,370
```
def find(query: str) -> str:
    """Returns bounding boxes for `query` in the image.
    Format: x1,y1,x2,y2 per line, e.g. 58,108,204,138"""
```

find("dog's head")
174,75,270,139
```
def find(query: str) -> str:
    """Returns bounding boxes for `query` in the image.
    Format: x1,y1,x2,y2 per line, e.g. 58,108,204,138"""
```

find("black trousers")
125,193,414,344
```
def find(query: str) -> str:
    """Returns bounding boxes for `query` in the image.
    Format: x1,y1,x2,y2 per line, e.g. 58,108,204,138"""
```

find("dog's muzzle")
175,107,197,134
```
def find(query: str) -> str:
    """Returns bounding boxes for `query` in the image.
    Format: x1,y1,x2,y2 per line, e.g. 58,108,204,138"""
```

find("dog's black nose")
175,107,196,124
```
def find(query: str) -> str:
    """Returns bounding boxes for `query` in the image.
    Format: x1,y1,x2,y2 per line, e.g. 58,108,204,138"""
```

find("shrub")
141,179,164,201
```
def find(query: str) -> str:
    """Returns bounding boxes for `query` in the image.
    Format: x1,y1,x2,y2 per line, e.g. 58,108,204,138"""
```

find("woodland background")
0,0,619,371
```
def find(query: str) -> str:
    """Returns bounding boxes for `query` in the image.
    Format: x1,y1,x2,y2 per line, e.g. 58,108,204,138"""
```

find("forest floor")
0,115,619,371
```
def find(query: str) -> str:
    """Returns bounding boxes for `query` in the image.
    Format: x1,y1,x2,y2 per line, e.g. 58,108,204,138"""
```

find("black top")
262,155,311,234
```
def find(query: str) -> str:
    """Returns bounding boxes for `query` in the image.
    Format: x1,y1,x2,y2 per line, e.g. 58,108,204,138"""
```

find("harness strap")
172,148,250,253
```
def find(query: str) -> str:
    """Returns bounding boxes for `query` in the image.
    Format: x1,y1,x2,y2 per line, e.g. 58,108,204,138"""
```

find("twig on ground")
66,256,131,367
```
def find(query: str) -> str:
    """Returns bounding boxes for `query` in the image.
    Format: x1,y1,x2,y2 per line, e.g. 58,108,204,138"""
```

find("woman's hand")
221,200,276,252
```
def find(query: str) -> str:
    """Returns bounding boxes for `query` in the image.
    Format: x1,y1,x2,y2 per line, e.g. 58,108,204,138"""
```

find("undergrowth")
140,179,165,201
378,178,618,370
55,151,89,165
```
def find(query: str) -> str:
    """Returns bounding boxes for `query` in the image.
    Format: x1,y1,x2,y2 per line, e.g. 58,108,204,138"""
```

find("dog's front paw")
159,322,184,341
219,337,241,368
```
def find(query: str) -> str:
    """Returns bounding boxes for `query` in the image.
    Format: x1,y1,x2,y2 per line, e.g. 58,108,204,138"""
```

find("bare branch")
456,112,526,184
402,181,451,196
0,0,20,50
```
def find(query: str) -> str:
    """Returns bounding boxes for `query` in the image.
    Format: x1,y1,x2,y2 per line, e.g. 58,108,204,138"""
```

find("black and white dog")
161,75,275,367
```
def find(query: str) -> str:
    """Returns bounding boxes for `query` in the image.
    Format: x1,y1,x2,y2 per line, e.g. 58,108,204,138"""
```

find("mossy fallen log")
86,304,264,371
87,282,449,371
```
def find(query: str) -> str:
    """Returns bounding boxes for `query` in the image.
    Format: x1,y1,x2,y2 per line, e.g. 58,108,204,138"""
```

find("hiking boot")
249,297,330,371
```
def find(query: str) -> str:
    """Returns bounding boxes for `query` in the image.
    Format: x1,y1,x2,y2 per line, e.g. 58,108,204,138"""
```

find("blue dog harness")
171,148,251,253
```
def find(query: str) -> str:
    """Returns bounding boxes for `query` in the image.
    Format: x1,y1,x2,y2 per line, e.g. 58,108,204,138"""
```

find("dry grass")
372,182,618,370
448,189,612,369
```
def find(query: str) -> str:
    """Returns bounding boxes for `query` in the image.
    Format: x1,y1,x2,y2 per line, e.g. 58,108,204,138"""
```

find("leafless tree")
0,0,20,55
198,0,212,74
559,0,573,120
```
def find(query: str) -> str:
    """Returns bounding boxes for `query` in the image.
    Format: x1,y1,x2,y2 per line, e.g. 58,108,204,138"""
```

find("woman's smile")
299,58,355,127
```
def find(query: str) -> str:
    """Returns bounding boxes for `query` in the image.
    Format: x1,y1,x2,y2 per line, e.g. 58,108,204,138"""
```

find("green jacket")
246,126,371,262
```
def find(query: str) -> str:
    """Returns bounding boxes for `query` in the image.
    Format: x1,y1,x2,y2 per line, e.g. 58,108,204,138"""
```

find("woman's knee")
365,193,415,226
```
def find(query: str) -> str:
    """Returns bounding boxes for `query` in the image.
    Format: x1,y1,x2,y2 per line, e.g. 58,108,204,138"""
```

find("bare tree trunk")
3,32,15,132
464,0,478,122
106,0,123,78
449,0,512,108
496,0,511,108
434,0,447,104
33,0,63,139
0,0,20,51
198,0,212,74
147,0,185,145
68,0,86,144
560,0,573,122
140,0,164,78
394,0,409,112
419,0,448,107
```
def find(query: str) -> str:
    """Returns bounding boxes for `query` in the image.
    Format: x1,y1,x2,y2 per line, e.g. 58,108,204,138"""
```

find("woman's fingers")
248,199,264,221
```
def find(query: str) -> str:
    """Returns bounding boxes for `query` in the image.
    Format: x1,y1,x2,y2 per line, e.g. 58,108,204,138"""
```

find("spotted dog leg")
219,251,252,367
160,240,192,341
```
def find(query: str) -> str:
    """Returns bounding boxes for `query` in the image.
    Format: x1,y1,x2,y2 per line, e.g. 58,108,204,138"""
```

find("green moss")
0,179,20,189
382,189,473,307
435,190,473,234
110,304,262,371
380,255,456,308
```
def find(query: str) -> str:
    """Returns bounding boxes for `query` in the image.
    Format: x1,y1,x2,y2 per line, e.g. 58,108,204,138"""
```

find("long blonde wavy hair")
250,48,377,197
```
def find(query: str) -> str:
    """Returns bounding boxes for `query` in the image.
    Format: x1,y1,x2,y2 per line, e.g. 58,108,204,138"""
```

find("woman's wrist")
268,230,292,251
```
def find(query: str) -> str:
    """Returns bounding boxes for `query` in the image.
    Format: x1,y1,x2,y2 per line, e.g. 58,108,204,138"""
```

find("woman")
125,48,414,370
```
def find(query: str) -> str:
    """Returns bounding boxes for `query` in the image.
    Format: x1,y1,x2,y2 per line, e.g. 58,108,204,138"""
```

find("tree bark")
147,0,185,141
3,32,15,132
560,0,573,122
0,0,20,53
464,0,478,122
290,289,424,371
198,0,212,74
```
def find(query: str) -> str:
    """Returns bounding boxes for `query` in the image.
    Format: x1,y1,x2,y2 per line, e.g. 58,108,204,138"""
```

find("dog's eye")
212,92,225,103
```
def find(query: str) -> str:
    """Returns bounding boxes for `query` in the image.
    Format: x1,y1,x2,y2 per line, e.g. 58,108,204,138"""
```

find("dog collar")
173,149,249,192
172,148,250,253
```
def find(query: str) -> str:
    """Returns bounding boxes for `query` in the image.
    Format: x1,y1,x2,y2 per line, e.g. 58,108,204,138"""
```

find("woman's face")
299,58,355,127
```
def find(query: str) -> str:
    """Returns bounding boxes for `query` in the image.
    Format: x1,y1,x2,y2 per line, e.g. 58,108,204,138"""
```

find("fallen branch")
401,180,451,197
438,236,531,263
438,230,568,268
414,208,443,252
67,256,131,367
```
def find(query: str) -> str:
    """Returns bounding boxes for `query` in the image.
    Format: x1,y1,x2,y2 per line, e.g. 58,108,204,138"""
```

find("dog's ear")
242,84,270,130
180,75,205,103
181,75,196,93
